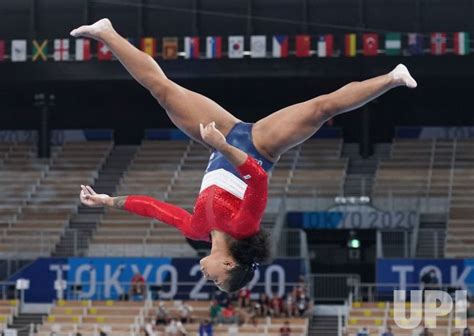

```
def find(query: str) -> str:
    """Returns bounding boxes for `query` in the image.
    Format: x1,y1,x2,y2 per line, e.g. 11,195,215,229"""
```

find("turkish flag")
363,33,379,56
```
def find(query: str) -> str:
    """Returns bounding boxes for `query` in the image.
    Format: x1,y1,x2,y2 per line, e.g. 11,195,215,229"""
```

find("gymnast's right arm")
79,185,192,233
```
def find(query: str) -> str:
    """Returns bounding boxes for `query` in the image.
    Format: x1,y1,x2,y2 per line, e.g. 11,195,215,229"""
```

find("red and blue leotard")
123,155,268,242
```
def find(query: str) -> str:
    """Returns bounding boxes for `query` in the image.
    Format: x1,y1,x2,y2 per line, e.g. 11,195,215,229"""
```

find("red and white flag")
75,38,91,61
97,41,112,61
272,35,288,58
54,39,70,61
206,37,222,59
228,36,244,59
431,33,447,55
184,37,200,59
317,34,334,57
362,33,379,56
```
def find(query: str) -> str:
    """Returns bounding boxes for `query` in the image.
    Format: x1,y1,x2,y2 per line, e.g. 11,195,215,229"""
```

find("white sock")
391,64,417,88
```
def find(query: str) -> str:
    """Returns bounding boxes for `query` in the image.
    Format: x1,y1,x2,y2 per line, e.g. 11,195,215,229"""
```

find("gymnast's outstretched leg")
70,19,240,143
252,64,417,160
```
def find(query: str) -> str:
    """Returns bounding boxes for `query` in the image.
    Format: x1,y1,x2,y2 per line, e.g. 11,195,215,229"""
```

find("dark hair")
225,229,271,293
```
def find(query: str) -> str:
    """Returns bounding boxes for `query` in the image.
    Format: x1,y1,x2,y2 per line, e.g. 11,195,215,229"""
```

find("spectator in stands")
357,327,369,336
295,292,309,317
381,326,393,336
214,289,230,308
420,269,440,299
209,300,222,323
284,292,297,317
164,318,187,336
256,293,270,317
463,327,472,336
294,276,308,297
178,301,193,324
130,271,147,300
199,319,213,336
270,293,283,317
236,303,258,326
280,321,291,336
219,304,238,324
237,286,251,308
155,301,169,325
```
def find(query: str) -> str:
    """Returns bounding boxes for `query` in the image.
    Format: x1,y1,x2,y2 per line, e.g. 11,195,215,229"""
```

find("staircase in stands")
309,315,338,336
9,313,46,336
341,143,391,197
53,145,137,257
416,213,447,258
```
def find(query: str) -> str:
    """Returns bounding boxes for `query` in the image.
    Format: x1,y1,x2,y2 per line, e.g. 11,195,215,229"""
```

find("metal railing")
349,282,469,302
376,230,413,258
271,196,288,258
309,274,360,302
164,139,193,201
0,259,34,281
86,243,196,257
274,228,309,258
416,228,446,258
52,281,302,301
0,282,19,300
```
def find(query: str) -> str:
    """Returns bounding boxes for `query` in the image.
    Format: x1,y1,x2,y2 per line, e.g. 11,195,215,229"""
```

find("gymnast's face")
200,254,235,291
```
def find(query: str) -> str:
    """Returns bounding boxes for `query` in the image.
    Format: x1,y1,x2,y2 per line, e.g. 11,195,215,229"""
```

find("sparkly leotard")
124,123,273,241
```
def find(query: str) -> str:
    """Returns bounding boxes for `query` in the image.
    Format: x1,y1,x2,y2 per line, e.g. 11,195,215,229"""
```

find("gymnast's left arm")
231,157,268,234
199,122,247,167
237,155,268,220
200,123,268,221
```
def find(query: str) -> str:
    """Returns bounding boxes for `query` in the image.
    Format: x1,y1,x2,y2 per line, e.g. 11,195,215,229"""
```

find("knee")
149,79,174,106
310,95,336,123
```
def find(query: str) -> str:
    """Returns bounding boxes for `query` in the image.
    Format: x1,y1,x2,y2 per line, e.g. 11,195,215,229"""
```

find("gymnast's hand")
80,185,111,208
200,122,227,151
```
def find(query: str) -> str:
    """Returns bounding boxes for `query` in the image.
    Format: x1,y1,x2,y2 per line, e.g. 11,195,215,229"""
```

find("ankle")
98,29,115,43
387,72,402,88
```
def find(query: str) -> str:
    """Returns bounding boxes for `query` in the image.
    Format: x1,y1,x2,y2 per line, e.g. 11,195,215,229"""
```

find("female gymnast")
74,19,417,292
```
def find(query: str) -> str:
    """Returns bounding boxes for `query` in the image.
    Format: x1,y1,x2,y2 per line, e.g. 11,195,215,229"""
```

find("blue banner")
9,258,68,303
376,259,471,292
288,210,417,229
9,257,306,303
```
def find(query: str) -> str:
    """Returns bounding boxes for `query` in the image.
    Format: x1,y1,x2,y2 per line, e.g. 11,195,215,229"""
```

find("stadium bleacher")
0,140,112,258
3,132,474,336
36,300,309,336
0,300,18,331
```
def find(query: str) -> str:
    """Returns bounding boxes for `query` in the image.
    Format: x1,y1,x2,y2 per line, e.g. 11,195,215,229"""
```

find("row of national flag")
1,32,471,62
